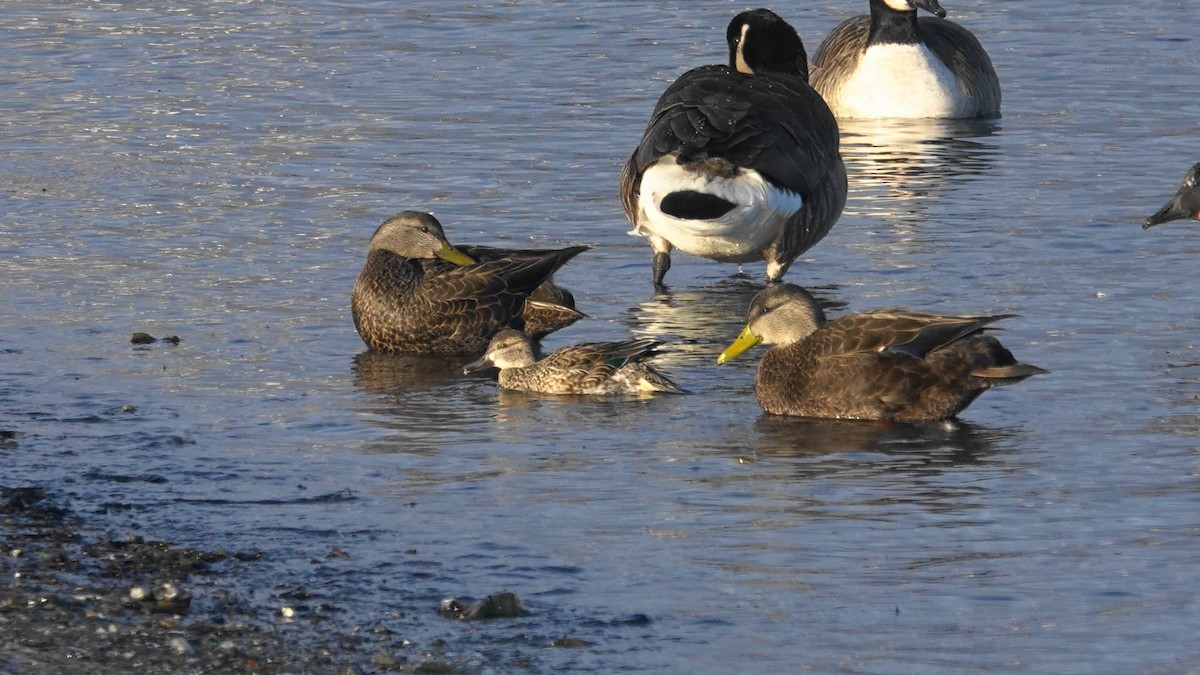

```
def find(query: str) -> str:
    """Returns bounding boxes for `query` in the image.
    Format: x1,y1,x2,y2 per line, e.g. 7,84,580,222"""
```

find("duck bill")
436,242,476,266
463,354,495,375
912,0,947,18
1143,194,1191,229
717,325,763,365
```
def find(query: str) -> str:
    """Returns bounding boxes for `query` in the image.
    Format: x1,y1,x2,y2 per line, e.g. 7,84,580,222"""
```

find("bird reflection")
352,351,473,394
619,278,848,367
840,117,999,220
752,415,1011,463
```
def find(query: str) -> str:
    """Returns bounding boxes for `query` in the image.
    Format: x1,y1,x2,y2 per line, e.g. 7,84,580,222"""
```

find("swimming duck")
811,0,1000,119
717,284,1045,422
464,329,684,395
351,211,588,354
619,8,846,286
1144,163,1200,229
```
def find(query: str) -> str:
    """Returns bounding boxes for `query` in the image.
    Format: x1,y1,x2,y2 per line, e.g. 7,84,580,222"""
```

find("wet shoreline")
1,486,475,674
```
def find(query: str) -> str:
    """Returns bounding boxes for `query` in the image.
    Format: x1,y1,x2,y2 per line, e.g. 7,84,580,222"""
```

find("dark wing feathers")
812,311,1014,359
628,65,839,197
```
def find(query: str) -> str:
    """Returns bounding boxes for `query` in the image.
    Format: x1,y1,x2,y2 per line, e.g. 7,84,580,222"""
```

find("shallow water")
2,0,1200,671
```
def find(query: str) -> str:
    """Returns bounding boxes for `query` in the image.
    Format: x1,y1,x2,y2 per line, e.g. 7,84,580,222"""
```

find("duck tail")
972,362,1048,386
636,365,686,394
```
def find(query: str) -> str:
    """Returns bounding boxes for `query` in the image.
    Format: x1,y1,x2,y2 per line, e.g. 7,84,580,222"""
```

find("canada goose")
1144,163,1200,229
464,329,684,395
717,284,1045,422
811,0,1000,119
351,211,588,354
620,8,846,286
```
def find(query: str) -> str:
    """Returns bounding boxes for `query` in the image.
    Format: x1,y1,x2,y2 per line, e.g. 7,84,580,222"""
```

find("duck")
810,0,1000,119
351,211,588,354
717,284,1045,422
1144,163,1200,229
464,329,684,395
619,8,846,286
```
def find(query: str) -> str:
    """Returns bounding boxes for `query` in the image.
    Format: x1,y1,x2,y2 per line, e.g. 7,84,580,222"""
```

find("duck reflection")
753,415,1011,463
619,278,847,367
840,117,999,221
352,351,473,394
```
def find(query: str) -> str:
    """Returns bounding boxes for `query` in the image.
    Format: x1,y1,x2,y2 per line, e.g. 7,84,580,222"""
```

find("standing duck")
1144,163,1200,229
464,329,683,396
811,0,1000,119
620,8,846,286
351,211,588,354
717,284,1045,422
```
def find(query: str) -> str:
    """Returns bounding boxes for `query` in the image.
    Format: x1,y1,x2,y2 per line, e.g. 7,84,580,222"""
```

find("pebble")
167,635,194,656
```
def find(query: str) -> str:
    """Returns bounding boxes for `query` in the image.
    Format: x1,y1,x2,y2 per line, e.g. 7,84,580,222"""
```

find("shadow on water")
840,117,1000,215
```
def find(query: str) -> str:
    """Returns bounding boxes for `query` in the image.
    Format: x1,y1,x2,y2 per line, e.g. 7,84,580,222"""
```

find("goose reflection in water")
619,278,847,367
840,117,999,220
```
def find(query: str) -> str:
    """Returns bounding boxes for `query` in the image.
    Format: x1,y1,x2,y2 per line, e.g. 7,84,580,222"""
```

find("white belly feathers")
632,156,804,263
832,43,969,119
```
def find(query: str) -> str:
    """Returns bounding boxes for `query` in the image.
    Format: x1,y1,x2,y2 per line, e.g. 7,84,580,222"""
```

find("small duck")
620,8,846,286
464,329,684,396
351,211,588,354
717,284,1045,422
811,0,1000,119
1144,163,1200,229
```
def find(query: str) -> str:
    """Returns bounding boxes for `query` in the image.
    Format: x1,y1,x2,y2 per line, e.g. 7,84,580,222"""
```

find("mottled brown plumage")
718,284,1045,422
351,212,588,354
464,329,684,395
453,245,584,339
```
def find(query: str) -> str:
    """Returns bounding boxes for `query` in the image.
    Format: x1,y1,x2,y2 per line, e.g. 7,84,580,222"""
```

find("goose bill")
717,325,763,364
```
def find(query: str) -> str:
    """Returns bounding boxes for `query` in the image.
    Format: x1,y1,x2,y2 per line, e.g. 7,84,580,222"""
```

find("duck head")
464,329,537,374
367,211,475,264
717,283,826,364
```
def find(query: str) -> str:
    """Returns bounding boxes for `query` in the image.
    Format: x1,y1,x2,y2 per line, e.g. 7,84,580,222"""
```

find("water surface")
3,1,1200,671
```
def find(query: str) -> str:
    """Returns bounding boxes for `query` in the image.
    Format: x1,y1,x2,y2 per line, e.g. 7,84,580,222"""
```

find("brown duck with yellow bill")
351,211,587,354
718,284,1045,422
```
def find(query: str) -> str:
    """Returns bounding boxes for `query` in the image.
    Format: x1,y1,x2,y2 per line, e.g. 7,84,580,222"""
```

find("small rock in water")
129,586,152,602
167,635,194,656
153,582,192,614
281,606,295,619
437,597,466,619
131,333,181,345
465,591,523,619
439,591,524,620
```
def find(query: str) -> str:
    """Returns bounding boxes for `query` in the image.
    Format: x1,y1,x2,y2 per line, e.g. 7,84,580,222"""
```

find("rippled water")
3,1,1200,671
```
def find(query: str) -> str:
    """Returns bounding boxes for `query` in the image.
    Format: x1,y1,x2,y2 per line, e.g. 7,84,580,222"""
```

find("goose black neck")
867,0,922,47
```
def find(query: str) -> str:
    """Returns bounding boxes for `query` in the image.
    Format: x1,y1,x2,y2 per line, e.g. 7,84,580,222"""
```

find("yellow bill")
717,324,762,364
436,242,475,266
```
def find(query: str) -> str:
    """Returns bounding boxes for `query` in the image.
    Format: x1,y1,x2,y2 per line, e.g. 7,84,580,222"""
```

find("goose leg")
650,235,672,286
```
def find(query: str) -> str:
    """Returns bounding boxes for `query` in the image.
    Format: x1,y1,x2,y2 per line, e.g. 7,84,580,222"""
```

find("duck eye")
420,226,429,233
